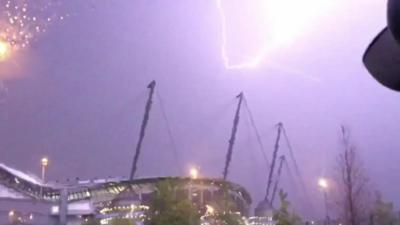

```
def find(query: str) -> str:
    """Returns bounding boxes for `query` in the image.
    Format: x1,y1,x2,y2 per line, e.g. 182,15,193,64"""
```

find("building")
0,164,252,225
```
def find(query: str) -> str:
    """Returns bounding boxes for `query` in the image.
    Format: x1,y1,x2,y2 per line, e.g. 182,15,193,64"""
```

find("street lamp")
318,178,328,189
318,178,330,225
188,166,200,225
188,166,201,203
8,210,16,224
40,157,49,197
0,40,12,104
189,167,199,179
41,157,49,182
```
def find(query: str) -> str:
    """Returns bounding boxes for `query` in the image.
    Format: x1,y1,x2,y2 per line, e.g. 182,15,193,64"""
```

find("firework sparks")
0,0,69,51
0,0,72,102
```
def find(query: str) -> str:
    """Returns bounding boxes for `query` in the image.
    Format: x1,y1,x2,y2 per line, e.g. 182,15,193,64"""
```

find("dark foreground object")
363,0,400,91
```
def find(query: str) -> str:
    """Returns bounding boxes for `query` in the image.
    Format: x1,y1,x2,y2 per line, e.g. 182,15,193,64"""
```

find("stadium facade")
0,164,253,225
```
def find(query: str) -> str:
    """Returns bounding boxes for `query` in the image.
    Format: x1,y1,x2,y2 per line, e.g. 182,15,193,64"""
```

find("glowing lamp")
0,40,11,61
189,167,199,179
318,178,328,189
206,205,215,215
41,157,49,167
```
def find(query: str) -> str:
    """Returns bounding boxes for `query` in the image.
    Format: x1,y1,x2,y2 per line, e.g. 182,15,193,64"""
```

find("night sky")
0,0,396,218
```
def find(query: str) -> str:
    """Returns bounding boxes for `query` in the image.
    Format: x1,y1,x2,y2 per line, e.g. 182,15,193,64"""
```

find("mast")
222,92,244,180
271,155,285,205
264,122,283,201
130,80,156,180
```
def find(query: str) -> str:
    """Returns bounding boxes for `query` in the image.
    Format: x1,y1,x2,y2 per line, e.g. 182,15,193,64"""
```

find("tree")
335,127,370,225
371,191,398,225
83,217,101,225
273,190,302,225
202,183,246,225
148,179,200,225
9,218,19,225
208,183,238,213
110,218,135,225
216,213,245,225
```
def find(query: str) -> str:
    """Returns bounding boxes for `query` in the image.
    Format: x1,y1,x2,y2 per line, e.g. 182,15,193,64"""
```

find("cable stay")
242,97,270,169
255,123,283,217
283,158,298,191
281,126,302,183
281,125,315,212
156,90,183,175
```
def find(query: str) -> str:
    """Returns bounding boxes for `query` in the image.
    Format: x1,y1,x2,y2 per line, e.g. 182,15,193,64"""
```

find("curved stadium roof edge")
0,164,252,205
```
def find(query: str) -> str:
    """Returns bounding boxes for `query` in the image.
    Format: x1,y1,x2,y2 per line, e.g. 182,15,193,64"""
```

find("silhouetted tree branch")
334,126,370,225
370,191,399,225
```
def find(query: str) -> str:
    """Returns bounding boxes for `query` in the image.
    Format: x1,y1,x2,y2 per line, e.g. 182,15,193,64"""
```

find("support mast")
222,92,244,180
264,122,283,201
130,80,156,180
271,155,285,204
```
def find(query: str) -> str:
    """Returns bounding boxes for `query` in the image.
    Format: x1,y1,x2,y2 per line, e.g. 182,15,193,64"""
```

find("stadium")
0,164,252,225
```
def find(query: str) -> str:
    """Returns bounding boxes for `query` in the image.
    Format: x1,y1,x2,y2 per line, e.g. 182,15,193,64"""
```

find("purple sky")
0,0,396,218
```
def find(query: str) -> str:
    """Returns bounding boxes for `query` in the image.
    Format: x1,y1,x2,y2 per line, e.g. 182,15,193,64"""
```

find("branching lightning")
216,0,272,70
216,0,332,70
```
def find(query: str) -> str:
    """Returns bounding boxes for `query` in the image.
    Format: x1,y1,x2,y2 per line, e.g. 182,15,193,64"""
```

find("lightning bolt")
216,0,332,72
216,0,272,70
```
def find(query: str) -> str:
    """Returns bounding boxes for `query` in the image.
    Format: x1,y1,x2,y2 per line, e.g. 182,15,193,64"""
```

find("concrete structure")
0,164,252,225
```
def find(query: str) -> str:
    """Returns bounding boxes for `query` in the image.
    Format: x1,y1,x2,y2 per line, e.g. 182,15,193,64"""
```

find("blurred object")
388,0,400,43
363,0,400,91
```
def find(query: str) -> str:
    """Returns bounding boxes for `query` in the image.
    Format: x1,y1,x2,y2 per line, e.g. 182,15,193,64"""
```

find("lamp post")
189,166,200,225
0,40,12,103
8,210,15,224
40,157,49,197
41,157,49,182
318,178,330,225
188,166,200,201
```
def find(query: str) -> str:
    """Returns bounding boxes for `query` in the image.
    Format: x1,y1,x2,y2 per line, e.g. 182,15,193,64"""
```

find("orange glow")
0,40,11,61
